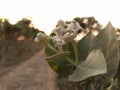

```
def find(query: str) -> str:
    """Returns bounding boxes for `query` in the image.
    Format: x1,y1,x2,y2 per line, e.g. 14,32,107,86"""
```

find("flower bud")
63,32,74,43
34,37,40,43
34,32,49,44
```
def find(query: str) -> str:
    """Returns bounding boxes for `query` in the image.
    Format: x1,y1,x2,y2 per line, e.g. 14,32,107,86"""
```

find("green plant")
35,19,120,90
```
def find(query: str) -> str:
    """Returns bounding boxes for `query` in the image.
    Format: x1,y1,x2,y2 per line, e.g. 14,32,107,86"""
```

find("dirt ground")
0,50,59,90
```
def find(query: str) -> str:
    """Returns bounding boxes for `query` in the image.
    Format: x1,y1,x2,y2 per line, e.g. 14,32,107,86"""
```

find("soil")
0,50,59,90
0,34,59,90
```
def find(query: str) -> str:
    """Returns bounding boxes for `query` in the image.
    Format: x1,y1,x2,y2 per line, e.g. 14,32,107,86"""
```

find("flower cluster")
52,20,83,47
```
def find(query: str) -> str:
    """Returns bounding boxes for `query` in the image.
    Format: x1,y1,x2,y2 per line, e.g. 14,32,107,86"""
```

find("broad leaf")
45,39,75,76
45,51,70,61
45,39,57,56
91,22,116,55
104,41,120,79
68,50,107,82
91,22,120,80
77,32,95,61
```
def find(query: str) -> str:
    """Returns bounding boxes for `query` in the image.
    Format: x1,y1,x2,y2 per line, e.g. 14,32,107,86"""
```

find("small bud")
34,37,40,43
35,32,49,44
57,20,67,28
63,32,74,43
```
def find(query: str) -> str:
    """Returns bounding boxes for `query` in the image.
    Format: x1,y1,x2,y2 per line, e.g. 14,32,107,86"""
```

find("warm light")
17,35,25,41
0,0,120,35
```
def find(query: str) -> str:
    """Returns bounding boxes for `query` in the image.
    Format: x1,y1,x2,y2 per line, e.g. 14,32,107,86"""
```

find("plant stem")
44,40,76,66
72,41,79,65
66,57,77,66
44,40,59,53
47,43,58,53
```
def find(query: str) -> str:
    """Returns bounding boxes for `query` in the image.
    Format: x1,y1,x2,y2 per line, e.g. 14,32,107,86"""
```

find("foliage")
35,17,120,90
74,17,102,32
0,17,43,69
14,18,41,38
0,17,43,40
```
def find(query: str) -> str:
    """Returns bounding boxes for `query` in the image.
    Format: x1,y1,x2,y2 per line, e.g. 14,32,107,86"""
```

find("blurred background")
0,0,120,35
0,0,120,90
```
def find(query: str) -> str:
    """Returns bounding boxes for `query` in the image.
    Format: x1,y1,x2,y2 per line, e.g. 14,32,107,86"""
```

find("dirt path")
0,50,59,90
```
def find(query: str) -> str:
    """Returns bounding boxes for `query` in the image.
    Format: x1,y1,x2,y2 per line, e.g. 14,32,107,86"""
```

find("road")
0,50,58,90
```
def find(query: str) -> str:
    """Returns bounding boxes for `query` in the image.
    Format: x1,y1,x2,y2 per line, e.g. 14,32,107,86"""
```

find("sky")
0,0,120,35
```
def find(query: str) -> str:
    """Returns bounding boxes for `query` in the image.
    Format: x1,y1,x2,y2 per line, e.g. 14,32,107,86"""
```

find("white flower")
65,20,83,37
52,35,66,47
52,20,83,47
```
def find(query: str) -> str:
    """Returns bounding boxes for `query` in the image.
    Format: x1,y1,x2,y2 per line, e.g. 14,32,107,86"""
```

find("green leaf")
77,32,95,61
91,22,116,55
66,42,75,61
104,41,120,79
91,22,120,79
68,50,107,82
45,40,75,76
45,51,70,61
45,39,57,56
